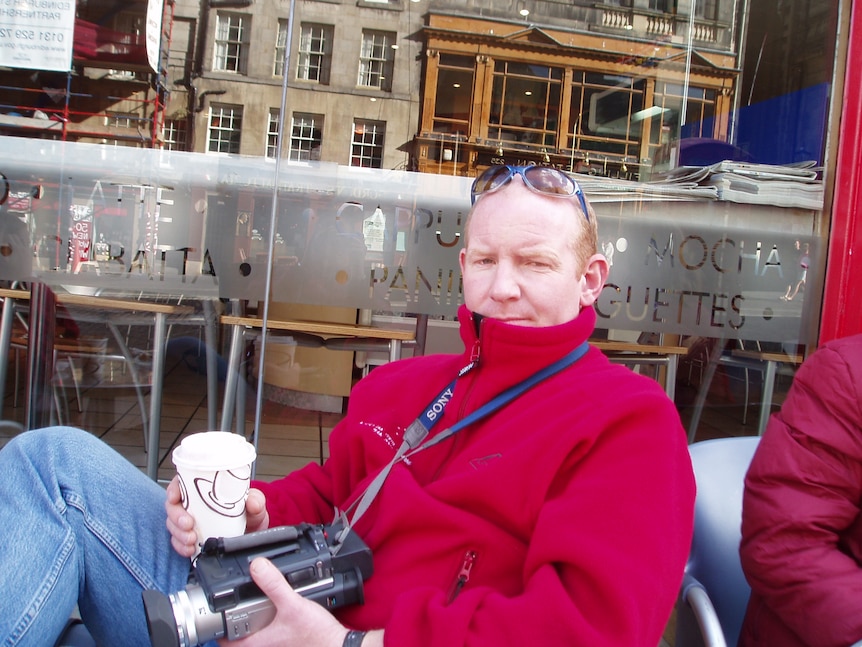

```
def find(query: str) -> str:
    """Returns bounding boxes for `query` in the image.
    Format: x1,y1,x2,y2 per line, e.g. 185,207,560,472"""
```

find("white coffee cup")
172,431,257,553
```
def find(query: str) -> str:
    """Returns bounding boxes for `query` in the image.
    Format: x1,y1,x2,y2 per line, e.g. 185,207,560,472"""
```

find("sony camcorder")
142,523,373,647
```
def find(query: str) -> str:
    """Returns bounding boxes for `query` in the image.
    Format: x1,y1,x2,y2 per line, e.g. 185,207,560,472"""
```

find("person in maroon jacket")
740,333,862,647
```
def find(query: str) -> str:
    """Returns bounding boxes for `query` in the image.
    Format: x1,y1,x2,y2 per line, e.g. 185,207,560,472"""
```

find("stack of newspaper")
575,160,823,209
699,161,823,209
642,160,823,210
574,170,720,203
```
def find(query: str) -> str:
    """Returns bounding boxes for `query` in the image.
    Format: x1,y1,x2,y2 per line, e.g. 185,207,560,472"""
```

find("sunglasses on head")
470,165,590,222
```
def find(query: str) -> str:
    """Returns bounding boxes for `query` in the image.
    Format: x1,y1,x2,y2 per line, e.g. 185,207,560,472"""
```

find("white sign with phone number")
0,0,75,72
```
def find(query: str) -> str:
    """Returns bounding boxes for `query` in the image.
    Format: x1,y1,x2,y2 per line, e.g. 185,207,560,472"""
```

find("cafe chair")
716,340,767,425
55,619,96,647
674,436,759,647
9,313,152,446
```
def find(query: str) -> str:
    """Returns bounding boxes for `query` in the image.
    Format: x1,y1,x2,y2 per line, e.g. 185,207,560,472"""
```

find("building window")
266,109,281,159
207,104,242,154
649,81,716,153
432,53,474,136
290,112,324,161
274,19,288,76
489,61,562,149
163,119,187,151
297,23,332,84
358,30,395,91
648,0,675,11
351,119,384,168
106,112,137,129
569,72,647,159
695,0,717,20
214,12,248,73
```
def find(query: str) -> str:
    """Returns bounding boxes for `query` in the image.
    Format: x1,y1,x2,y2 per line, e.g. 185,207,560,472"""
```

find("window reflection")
207,104,242,154
489,61,562,148
290,113,324,162
433,54,474,135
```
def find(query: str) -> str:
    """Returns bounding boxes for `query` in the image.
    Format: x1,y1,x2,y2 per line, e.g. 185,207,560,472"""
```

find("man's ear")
578,253,610,308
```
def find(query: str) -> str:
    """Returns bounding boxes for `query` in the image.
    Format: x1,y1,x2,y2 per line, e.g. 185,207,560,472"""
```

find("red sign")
69,215,92,273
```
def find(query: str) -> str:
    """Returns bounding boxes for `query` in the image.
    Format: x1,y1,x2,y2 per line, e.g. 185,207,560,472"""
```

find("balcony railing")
596,5,724,46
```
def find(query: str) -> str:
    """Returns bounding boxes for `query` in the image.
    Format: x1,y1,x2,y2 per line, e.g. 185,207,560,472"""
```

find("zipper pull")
459,341,481,376
448,550,477,603
458,550,477,583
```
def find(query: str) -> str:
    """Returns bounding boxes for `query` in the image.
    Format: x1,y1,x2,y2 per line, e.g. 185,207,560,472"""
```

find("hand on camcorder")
218,557,350,647
164,476,270,558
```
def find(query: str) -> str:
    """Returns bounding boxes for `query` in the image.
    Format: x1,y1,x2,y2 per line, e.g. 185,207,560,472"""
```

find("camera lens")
142,589,181,647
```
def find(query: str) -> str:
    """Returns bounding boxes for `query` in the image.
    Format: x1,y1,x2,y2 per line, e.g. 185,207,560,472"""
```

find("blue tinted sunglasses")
470,165,590,222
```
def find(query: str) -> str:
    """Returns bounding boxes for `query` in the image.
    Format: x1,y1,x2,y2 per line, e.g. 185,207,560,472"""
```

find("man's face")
459,178,606,328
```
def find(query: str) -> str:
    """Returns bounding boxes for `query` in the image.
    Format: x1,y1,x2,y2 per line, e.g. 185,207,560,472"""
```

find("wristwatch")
343,630,366,647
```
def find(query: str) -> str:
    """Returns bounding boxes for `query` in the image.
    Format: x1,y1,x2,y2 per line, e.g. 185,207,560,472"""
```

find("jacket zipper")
428,338,480,482
458,338,481,418
447,550,478,604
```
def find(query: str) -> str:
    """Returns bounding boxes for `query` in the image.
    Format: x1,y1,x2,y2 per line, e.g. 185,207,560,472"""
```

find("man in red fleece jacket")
166,165,696,647
0,166,695,647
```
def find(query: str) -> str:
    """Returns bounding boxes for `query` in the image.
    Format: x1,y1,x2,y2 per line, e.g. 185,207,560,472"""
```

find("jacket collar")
456,304,597,382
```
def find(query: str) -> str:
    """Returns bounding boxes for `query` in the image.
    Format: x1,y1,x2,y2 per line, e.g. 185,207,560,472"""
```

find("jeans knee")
4,427,103,470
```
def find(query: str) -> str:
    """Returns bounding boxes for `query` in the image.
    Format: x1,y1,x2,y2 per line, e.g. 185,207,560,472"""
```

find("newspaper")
574,173,719,203
637,160,824,209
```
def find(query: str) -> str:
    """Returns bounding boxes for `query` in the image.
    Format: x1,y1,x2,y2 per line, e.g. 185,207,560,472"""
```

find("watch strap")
343,630,366,647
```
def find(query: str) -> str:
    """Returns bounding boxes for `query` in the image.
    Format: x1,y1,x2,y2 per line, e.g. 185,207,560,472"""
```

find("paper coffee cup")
172,432,256,553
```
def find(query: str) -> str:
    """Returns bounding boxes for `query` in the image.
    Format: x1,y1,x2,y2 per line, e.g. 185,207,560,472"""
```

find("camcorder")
142,523,373,647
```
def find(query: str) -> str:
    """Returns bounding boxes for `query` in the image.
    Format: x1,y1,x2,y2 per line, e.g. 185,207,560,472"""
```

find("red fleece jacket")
254,305,695,647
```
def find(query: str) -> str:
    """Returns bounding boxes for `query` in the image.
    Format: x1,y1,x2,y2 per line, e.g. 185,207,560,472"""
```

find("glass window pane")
358,30,395,91
298,23,332,83
274,20,288,76
351,119,385,168
207,104,242,154
290,113,324,161
433,67,473,134
214,13,248,73
266,109,280,158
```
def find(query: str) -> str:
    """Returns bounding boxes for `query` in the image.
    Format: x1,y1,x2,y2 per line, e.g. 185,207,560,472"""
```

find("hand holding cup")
171,431,256,555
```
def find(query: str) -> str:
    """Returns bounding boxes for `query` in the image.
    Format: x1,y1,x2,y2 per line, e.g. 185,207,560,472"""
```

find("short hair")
464,188,599,272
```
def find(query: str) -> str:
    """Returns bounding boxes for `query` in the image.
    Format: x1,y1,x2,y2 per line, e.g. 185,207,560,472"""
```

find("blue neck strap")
333,340,590,548
411,340,590,455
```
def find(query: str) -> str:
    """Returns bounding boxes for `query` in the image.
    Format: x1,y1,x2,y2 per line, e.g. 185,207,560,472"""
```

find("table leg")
26,283,56,430
757,360,778,436
0,296,15,420
220,323,245,432
203,301,219,430
665,356,678,401
389,340,402,363
146,312,167,481
236,362,247,437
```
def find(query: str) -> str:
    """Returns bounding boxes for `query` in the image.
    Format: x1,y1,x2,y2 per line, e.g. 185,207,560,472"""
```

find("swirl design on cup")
177,465,251,518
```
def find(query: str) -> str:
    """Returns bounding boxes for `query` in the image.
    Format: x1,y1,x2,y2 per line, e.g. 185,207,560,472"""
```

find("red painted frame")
820,0,862,343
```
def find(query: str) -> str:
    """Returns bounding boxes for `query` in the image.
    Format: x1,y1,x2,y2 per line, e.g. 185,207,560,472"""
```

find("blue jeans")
0,427,191,647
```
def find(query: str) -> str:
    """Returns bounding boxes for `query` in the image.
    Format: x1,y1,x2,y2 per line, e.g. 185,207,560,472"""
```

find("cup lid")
172,431,256,471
